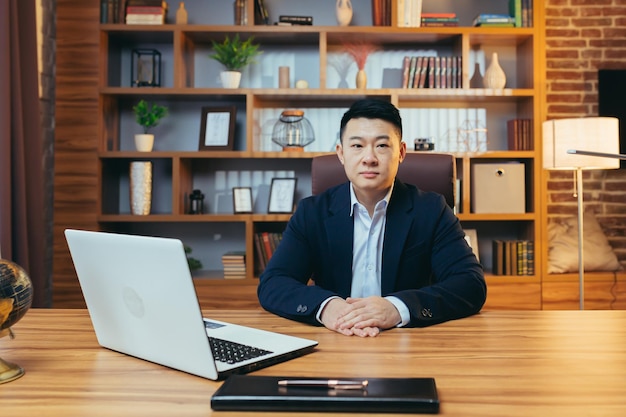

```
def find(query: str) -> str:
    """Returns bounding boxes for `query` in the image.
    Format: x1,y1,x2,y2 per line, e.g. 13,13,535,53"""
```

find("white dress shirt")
317,183,411,327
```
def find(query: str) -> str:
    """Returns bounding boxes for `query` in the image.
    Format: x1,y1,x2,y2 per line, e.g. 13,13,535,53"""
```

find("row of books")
401,55,463,89
492,240,535,276
507,119,534,151
100,0,125,23
100,0,167,25
254,0,270,25
253,232,283,274
509,0,534,28
372,0,392,26
222,251,247,280
397,0,422,27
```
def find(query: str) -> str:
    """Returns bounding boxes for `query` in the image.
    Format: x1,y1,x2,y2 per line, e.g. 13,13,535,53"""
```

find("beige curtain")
0,0,50,307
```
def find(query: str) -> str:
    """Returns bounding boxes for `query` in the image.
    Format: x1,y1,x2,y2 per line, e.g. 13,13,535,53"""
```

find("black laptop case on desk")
211,375,440,414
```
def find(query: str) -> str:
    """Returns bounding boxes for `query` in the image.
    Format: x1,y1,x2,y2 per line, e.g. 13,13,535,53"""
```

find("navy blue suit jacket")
258,180,486,327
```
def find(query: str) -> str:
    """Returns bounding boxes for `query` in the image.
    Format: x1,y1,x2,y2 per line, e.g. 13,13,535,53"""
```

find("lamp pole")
567,149,626,310
575,167,584,310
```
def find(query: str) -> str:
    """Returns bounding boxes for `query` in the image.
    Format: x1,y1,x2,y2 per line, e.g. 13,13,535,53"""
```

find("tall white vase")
336,0,353,26
130,161,152,215
483,52,506,89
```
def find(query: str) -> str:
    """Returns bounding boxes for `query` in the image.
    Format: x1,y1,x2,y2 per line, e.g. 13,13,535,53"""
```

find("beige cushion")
547,213,622,273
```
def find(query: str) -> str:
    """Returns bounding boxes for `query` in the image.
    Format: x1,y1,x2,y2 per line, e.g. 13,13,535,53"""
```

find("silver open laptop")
64,229,317,380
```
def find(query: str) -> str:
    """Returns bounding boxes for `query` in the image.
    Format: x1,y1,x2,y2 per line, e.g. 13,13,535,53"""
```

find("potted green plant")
132,99,168,151
209,34,262,88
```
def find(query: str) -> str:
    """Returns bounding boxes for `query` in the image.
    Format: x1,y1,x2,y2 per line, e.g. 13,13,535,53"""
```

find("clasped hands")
320,296,401,337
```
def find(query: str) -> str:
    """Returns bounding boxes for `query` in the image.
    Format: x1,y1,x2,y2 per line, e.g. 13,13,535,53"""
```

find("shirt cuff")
385,296,410,327
316,296,341,324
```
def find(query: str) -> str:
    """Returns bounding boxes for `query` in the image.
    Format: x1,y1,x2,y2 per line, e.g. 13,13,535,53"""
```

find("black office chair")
311,152,457,209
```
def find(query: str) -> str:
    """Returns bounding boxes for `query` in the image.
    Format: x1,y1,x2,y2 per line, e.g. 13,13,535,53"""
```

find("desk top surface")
1,309,626,417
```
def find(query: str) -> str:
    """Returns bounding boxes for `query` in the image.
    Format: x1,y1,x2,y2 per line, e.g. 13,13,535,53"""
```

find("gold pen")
277,379,368,390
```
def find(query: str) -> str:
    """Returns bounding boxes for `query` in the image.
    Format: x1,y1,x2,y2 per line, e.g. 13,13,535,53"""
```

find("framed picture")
198,106,236,150
268,177,297,214
463,229,480,262
232,187,253,214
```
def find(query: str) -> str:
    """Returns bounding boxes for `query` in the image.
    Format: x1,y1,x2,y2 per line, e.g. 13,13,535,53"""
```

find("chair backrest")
311,152,456,209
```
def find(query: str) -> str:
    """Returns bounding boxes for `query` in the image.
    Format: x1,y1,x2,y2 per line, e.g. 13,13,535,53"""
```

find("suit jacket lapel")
381,181,413,294
324,184,354,296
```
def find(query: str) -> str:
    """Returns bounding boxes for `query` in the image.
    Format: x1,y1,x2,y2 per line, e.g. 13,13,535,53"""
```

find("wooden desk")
1,309,625,416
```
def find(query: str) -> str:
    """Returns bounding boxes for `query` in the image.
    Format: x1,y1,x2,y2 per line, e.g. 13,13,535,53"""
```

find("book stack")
277,15,312,26
473,14,515,27
222,251,247,280
401,55,463,89
420,12,458,27
507,119,533,150
492,240,534,276
509,0,533,27
253,232,283,274
372,0,392,26
397,0,422,27
126,0,167,25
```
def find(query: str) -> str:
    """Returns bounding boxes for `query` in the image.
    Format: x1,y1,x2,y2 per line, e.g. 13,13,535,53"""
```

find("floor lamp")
542,117,621,310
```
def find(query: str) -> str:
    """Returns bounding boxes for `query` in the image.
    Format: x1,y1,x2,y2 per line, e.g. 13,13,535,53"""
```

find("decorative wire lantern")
271,110,315,151
131,48,162,87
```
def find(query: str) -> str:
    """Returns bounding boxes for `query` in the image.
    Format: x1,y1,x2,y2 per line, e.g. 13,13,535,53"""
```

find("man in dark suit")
258,99,486,337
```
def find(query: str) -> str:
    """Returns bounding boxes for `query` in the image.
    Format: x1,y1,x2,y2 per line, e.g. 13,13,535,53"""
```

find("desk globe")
0,259,33,383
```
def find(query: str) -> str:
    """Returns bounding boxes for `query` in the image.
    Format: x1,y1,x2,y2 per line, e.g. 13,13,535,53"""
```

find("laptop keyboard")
208,336,273,364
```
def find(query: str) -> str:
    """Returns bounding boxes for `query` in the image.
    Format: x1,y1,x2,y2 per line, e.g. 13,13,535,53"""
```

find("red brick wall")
545,0,626,268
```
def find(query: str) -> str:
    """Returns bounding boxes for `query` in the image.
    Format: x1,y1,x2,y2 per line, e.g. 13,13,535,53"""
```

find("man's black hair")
339,99,403,141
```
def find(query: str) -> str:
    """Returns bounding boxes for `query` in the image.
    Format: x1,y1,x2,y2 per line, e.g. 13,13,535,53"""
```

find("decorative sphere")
295,79,308,89
0,259,33,333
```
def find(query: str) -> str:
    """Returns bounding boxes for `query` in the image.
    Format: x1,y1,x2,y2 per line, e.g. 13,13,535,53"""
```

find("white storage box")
471,162,526,213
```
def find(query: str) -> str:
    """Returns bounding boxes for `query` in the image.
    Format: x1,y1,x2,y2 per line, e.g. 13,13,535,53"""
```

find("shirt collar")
349,181,394,216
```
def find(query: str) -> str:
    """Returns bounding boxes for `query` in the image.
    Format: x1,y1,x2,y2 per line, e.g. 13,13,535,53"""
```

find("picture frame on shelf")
463,229,480,262
198,106,236,151
267,177,297,214
232,187,253,214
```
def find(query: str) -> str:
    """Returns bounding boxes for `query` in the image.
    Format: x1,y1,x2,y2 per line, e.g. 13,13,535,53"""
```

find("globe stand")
0,328,24,384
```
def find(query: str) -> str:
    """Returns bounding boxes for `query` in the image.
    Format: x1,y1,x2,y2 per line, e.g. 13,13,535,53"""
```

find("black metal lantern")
189,189,205,214
131,48,162,87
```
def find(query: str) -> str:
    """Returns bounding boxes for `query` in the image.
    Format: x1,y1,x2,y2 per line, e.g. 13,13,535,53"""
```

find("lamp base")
0,357,24,384
281,146,305,152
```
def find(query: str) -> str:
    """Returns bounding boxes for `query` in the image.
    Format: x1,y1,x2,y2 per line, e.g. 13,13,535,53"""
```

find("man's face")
336,117,406,203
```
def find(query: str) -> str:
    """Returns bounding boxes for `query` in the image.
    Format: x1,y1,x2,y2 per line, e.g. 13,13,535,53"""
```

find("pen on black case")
277,379,368,390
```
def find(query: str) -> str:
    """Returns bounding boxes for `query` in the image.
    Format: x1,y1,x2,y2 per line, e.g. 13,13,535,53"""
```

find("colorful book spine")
509,0,523,27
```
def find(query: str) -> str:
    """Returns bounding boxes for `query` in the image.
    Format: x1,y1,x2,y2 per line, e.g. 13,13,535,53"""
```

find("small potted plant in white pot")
209,34,262,88
132,99,168,151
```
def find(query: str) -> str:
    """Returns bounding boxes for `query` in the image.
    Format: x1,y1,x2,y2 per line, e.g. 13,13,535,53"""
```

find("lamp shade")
542,117,620,170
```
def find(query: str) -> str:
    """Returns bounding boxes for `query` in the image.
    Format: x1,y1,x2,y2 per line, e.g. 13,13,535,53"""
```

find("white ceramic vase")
220,71,242,88
134,133,154,152
130,161,152,215
336,0,353,26
483,52,506,89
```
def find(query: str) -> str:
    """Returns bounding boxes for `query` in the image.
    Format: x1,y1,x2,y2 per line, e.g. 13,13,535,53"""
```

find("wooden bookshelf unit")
54,0,545,309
